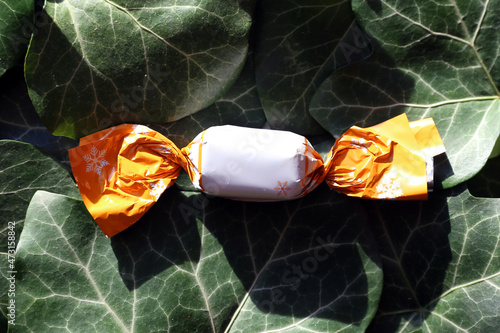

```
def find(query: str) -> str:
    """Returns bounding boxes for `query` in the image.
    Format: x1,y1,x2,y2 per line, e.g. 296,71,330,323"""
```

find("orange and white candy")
69,114,445,237
181,125,325,201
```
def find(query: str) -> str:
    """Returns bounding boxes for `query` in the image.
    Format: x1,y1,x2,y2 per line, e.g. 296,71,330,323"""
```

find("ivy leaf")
148,49,267,192
467,155,500,198
489,136,500,158
25,0,252,139
366,186,500,332
0,68,77,166
0,0,35,76
0,140,79,329
148,50,266,149
148,49,336,193
13,185,382,332
254,0,371,135
0,141,79,249
310,0,500,188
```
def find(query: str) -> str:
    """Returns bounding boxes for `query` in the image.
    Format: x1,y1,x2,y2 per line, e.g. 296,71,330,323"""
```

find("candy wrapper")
68,114,445,237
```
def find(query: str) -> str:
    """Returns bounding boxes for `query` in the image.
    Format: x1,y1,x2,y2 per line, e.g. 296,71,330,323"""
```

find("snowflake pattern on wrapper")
83,146,109,176
274,181,292,197
376,169,403,199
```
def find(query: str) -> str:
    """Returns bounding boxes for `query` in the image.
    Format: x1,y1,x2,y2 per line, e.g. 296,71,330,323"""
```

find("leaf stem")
402,96,500,108
428,270,500,306
339,96,499,110
376,308,422,318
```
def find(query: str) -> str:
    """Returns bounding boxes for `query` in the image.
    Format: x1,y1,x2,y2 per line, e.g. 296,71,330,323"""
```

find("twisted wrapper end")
323,114,445,200
68,124,186,237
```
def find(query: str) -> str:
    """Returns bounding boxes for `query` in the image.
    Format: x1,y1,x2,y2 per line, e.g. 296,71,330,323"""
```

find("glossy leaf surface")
25,0,252,138
310,0,500,188
13,187,382,332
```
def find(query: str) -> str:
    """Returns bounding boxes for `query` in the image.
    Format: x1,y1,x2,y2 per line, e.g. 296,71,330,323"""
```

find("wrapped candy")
182,124,325,201
68,114,445,237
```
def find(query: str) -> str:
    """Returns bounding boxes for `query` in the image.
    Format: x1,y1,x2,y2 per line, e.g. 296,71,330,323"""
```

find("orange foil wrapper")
69,114,445,237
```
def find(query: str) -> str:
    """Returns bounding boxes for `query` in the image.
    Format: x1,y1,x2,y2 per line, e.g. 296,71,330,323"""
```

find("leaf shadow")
433,152,455,190
310,37,419,136
366,0,383,14
0,67,77,166
366,187,457,332
311,35,456,187
110,190,201,290
202,184,382,327
108,181,381,330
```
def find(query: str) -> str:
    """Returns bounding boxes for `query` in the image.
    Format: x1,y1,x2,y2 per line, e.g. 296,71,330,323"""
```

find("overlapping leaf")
366,186,500,332
254,0,372,135
310,0,500,188
4,1,500,332
149,48,267,192
0,141,79,250
149,50,266,150
0,68,77,165
25,0,252,138
0,0,34,76
0,140,79,330
13,185,381,332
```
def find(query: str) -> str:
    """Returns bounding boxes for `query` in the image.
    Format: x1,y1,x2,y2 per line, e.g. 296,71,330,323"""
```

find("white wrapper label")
186,125,323,201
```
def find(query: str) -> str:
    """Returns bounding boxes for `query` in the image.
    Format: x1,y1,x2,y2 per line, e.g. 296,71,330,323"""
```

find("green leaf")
310,0,500,188
489,135,500,158
0,67,77,165
366,186,500,332
148,49,267,192
0,140,80,250
14,185,382,332
25,0,252,139
148,50,266,149
0,0,35,76
0,140,79,330
254,0,371,135
0,259,12,330
467,155,500,198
